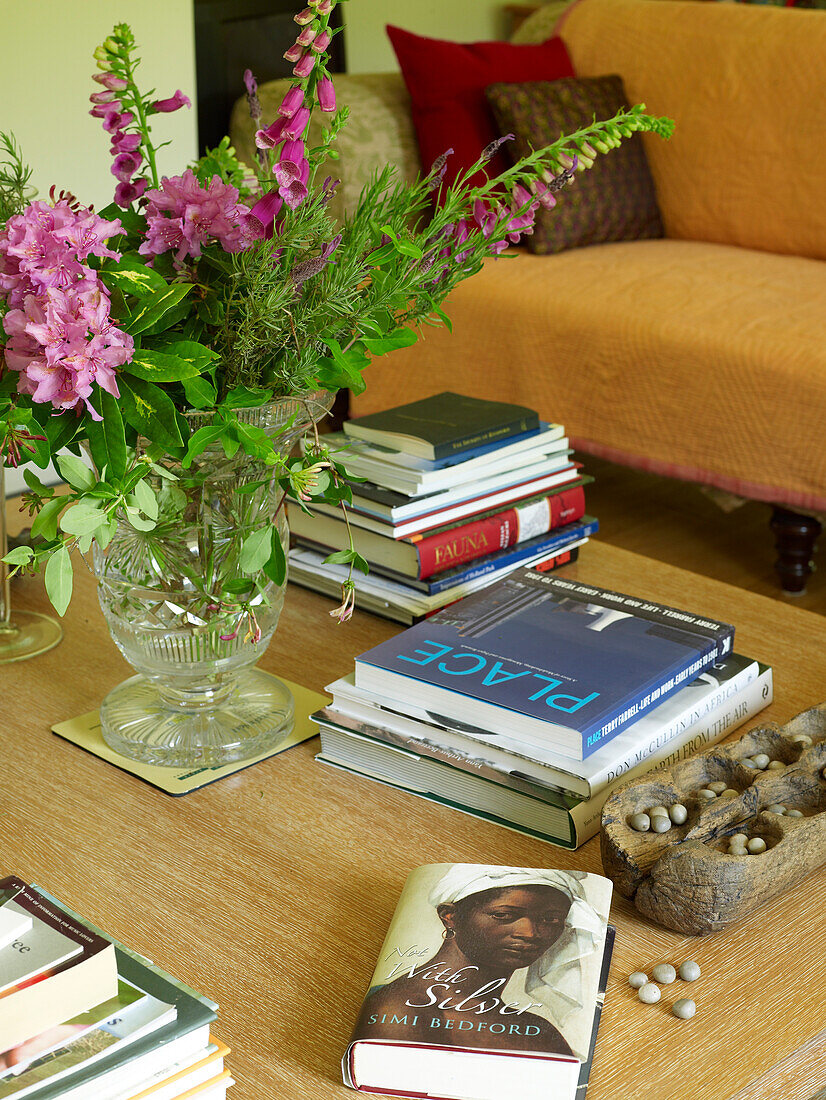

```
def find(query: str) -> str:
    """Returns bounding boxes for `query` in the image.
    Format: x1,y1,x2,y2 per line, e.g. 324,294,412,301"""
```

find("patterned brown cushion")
485,75,664,254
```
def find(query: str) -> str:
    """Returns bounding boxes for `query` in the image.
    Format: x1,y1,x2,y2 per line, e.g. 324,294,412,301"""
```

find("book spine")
432,414,539,459
424,518,598,594
570,666,773,846
581,635,730,757
412,486,585,579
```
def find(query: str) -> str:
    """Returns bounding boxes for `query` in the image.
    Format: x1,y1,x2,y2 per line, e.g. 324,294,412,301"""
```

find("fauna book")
342,863,614,1100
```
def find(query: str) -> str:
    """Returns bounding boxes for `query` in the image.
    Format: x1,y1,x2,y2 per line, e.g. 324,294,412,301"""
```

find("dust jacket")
342,863,614,1100
355,570,735,759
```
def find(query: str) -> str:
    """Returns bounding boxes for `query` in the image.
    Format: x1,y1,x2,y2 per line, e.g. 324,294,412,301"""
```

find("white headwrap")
428,865,606,1026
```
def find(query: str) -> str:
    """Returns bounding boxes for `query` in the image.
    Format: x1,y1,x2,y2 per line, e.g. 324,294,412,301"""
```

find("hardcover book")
0,878,118,1052
342,863,613,1100
343,393,540,459
355,571,735,759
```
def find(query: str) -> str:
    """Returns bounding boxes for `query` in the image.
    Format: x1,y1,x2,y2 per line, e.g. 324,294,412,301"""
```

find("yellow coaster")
52,679,328,796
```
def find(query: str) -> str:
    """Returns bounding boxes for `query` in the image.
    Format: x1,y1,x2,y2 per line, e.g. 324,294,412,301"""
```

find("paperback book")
342,863,614,1100
355,571,735,759
315,661,773,848
343,392,540,459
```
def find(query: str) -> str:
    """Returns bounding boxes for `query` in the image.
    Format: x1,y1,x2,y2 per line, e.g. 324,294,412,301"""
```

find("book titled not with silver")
343,862,614,1100
355,569,735,760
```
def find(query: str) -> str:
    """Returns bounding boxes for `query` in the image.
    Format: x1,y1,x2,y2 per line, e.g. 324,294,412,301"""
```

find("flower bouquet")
0,3,673,765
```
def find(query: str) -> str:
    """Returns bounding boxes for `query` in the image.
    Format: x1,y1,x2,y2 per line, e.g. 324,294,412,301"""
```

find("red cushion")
386,25,575,189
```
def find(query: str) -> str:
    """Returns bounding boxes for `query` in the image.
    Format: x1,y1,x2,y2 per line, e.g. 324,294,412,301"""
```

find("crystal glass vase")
92,391,333,768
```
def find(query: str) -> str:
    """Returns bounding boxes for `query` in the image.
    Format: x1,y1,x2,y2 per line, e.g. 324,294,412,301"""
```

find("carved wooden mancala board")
600,704,826,935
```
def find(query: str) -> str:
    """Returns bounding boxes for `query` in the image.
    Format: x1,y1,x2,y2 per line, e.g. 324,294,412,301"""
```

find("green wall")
1,0,198,212
344,0,507,74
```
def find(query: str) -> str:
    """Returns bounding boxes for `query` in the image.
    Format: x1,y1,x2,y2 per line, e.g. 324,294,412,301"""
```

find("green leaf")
195,293,223,326
262,534,286,587
123,284,192,336
324,548,370,575
240,526,274,573
99,253,167,299
119,376,185,452
3,545,34,566
432,306,453,334
127,348,208,383
125,511,157,532
56,453,95,491
85,391,128,481
30,497,65,542
183,423,225,467
222,578,255,595
221,386,272,410
362,327,419,356
44,545,73,617
59,502,108,536
22,468,48,493
132,477,158,520
182,374,217,410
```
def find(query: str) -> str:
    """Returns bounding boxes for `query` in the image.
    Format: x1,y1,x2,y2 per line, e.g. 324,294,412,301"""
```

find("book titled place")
355,570,734,760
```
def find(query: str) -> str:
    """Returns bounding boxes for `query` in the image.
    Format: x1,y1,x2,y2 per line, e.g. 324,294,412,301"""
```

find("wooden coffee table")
1,539,823,1100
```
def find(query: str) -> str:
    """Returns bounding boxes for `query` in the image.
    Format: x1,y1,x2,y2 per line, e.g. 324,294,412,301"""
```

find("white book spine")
569,665,773,846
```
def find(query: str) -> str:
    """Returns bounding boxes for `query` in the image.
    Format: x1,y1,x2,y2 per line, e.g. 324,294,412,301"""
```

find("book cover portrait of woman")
352,864,612,1059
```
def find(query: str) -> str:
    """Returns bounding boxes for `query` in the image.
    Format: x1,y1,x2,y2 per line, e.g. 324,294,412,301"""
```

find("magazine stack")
0,878,231,1100
312,568,773,848
287,392,597,623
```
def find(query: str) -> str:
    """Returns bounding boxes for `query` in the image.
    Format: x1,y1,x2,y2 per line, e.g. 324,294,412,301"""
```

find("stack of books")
312,569,773,848
0,878,231,1100
288,392,597,623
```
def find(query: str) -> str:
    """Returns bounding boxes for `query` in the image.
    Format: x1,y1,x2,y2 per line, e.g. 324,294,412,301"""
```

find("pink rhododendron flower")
139,169,261,266
152,90,191,113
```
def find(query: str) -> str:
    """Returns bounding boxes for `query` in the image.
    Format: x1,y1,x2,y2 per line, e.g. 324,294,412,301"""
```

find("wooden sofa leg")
770,507,822,594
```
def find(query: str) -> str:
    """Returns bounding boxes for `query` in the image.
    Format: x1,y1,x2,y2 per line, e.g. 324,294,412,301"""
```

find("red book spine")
412,485,586,579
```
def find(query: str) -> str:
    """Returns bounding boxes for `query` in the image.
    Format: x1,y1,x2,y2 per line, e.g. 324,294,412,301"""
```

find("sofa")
230,0,826,591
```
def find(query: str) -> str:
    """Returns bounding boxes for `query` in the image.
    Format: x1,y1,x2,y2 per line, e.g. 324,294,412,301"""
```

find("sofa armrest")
229,72,421,223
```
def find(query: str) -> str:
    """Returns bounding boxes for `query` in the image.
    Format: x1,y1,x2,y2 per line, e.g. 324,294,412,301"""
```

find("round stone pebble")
741,758,758,769
697,789,717,801
651,815,672,833
729,832,749,845
678,960,701,982
638,982,661,1004
651,963,677,985
767,804,787,814
628,971,648,989
767,760,786,770
747,837,767,854
629,813,651,832
752,753,770,769
728,843,747,855
707,780,728,794
721,788,739,798
792,734,813,747
648,805,670,818
786,809,804,818
669,803,688,825
672,998,696,1020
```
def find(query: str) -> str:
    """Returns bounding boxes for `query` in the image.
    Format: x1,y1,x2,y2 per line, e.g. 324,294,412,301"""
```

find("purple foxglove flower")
111,151,143,182
313,0,334,14
111,131,142,154
293,51,316,79
311,29,331,53
511,184,535,211
114,178,148,208
92,72,128,90
250,190,284,236
274,140,307,187
282,106,310,140
90,102,121,119
296,25,317,47
152,90,191,113
317,76,336,112
531,179,557,210
294,6,315,24
103,108,135,133
277,86,305,118
255,117,287,149
480,133,513,163
89,90,117,105
283,43,304,62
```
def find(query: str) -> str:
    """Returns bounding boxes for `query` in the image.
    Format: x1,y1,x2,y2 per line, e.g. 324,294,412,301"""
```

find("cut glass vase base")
0,611,63,665
99,668,296,769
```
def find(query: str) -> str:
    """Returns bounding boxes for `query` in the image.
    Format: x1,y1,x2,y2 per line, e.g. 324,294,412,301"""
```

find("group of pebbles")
629,961,700,1019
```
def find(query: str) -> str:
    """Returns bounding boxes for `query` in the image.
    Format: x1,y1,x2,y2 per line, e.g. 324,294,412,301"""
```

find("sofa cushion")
386,24,574,189
486,75,664,253
351,240,826,513
537,0,826,261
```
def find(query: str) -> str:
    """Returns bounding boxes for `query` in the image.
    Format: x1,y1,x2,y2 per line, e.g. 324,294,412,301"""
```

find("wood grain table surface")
1,537,824,1100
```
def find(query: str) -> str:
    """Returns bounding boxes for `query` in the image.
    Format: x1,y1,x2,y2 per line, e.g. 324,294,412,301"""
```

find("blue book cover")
355,570,735,759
